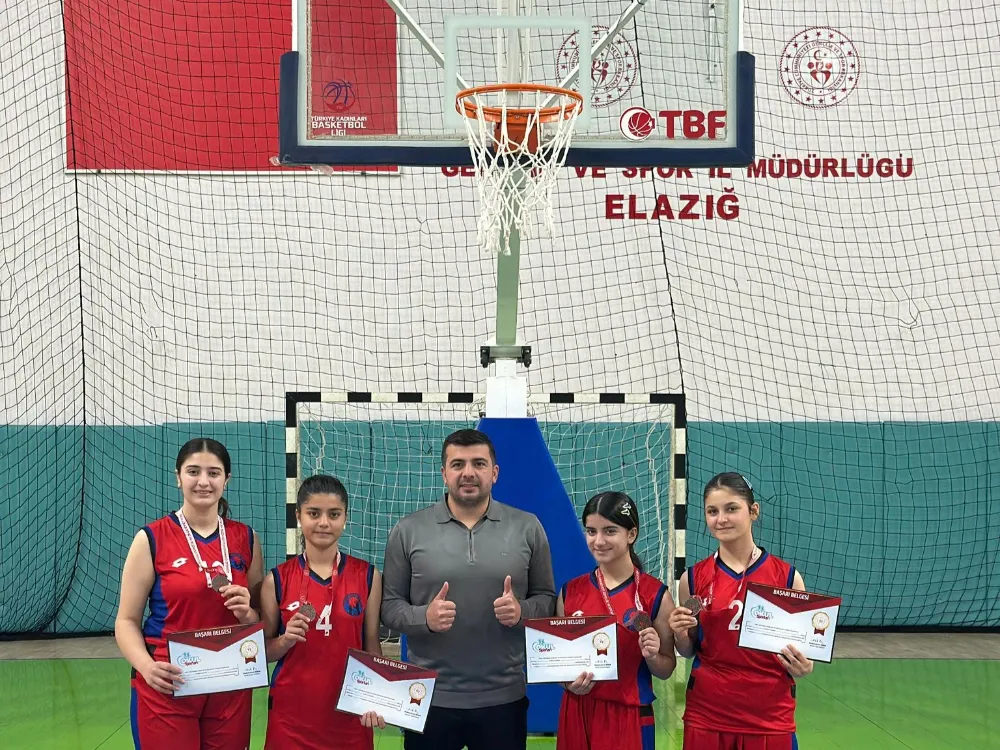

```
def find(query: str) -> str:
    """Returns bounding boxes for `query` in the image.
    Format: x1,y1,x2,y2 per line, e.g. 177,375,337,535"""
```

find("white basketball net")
458,88,582,255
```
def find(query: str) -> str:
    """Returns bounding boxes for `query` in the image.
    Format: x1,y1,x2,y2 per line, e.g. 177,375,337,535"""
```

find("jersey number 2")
728,600,743,631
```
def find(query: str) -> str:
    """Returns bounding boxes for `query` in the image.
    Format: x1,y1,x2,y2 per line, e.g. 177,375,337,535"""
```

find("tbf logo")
619,108,727,141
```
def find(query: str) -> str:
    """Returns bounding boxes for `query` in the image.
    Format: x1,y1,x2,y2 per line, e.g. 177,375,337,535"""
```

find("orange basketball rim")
456,83,583,153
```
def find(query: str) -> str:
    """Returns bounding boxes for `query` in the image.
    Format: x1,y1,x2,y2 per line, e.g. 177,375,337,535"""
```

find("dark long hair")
703,472,755,510
582,491,643,572
175,438,232,518
297,474,349,510
295,475,349,554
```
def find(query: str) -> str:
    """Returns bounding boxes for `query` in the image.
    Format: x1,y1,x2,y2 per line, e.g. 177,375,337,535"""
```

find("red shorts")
557,693,655,750
130,675,252,750
683,727,797,750
264,688,373,750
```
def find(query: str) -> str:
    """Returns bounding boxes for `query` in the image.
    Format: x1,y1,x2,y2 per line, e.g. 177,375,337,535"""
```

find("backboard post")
493,0,528,350
490,0,529,413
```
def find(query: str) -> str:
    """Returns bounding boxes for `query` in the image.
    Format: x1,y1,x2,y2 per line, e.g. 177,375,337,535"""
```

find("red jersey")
266,553,375,750
562,568,668,706
683,549,798,734
141,513,255,661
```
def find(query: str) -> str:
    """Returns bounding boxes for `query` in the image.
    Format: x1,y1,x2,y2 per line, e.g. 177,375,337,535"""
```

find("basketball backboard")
277,0,754,168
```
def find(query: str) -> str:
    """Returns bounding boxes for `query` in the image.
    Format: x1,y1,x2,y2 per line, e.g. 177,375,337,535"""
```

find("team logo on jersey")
570,610,585,617
229,552,248,573
343,593,363,617
623,607,640,631
171,557,188,568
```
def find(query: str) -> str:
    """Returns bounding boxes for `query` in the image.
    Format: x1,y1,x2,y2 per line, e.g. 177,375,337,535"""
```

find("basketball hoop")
456,83,583,255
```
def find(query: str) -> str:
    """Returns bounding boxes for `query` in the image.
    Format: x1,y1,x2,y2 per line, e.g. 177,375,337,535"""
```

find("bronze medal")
632,612,653,631
683,597,703,616
211,574,230,592
299,602,317,622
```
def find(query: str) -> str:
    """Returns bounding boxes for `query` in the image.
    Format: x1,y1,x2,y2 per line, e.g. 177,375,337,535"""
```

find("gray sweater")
380,496,556,708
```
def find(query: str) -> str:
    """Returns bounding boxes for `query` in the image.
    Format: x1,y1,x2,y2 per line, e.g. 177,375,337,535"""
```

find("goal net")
3,0,997,641
289,394,682,591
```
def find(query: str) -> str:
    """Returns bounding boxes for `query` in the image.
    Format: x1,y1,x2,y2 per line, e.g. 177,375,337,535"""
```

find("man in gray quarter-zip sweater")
381,428,557,750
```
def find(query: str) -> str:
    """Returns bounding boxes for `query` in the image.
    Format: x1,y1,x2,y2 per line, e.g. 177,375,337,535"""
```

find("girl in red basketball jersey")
262,475,385,750
556,491,677,750
115,438,265,750
670,473,814,750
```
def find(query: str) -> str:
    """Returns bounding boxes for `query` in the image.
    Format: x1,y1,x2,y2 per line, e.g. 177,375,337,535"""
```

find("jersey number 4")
288,601,334,637
315,604,333,636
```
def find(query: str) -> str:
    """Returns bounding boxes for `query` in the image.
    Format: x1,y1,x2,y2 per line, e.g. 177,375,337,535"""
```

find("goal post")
283,390,688,597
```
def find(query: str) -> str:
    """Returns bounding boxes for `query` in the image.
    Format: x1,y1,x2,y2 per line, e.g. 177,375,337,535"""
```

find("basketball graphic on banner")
323,79,356,113
620,107,655,141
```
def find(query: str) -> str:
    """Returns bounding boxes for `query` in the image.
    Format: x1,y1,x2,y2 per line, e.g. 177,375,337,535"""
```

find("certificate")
166,623,269,697
523,616,618,684
737,583,842,663
336,649,438,733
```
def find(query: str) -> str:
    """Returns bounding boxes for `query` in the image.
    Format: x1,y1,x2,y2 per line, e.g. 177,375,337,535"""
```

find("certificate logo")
749,605,773,621
239,640,259,664
812,611,831,635
175,651,200,667
531,638,556,654
409,682,427,705
351,670,373,686
592,632,611,656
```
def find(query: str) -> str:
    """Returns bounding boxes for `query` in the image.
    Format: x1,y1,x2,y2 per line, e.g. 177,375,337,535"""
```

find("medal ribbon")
176,509,231,588
594,567,644,620
702,546,758,610
299,548,342,630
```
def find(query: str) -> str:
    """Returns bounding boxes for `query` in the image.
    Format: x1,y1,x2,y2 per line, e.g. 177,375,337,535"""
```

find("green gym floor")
0,634,997,749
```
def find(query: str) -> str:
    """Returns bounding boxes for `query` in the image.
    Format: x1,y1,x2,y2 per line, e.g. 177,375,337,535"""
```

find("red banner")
524,616,616,639
747,583,842,614
307,1,398,139
167,623,265,651
348,649,438,682
63,0,397,170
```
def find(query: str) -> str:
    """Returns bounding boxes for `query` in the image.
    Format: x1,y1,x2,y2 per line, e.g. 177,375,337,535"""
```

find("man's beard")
450,482,490,505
